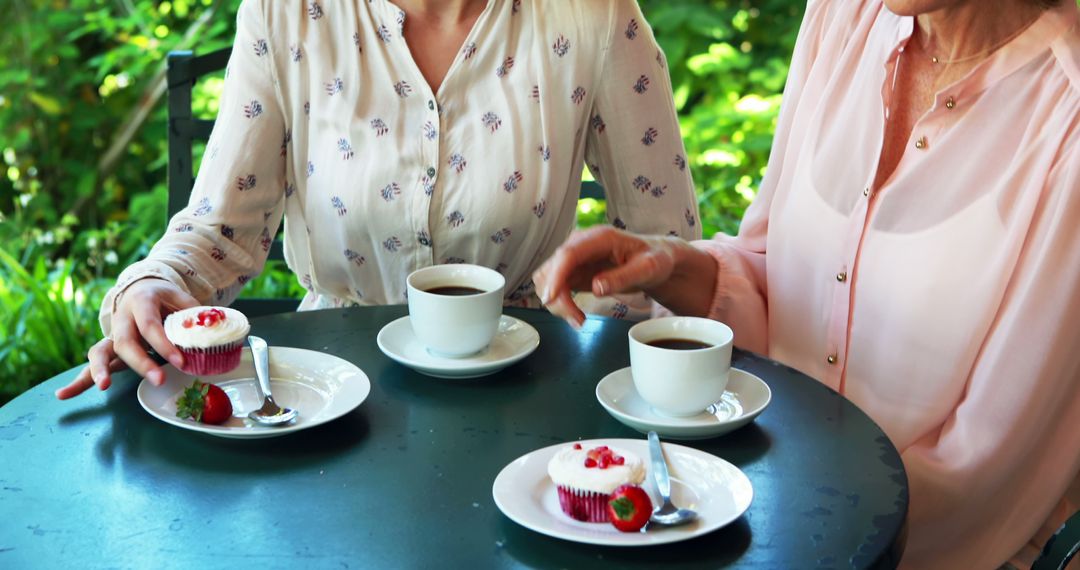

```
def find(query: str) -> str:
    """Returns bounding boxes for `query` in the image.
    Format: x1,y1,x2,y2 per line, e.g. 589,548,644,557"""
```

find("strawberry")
176,380,233,425
607,484,653,533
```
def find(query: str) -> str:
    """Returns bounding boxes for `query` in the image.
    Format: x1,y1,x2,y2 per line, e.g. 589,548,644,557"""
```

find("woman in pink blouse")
536,0,1080,568
57,0,700,398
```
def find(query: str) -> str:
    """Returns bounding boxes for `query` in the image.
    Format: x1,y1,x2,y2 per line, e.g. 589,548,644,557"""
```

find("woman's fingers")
55,342,124,399
58,281,200,401
55,365,96,400
539,227,639,301
132,287,197,371
533,227,659,327
546,288,587,329
591,241,677,296
111,314,167,386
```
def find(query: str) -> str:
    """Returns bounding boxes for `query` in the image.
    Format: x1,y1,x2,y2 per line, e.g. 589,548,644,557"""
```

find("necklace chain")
924,16,1038,65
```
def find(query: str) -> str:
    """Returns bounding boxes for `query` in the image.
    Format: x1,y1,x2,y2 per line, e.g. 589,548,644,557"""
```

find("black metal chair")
1032,509,1080,570
166,47,605,315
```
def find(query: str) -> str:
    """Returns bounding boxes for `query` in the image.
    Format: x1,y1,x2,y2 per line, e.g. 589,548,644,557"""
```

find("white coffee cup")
406,264,506,358
628,316,734,417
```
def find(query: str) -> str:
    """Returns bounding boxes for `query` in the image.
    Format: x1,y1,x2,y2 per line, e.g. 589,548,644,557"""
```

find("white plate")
596,367,771,440
138,347,370,439
492,438,753,546
376,315,539,379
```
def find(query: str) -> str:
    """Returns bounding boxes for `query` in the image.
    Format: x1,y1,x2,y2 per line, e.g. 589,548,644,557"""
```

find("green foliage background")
0,0,804,403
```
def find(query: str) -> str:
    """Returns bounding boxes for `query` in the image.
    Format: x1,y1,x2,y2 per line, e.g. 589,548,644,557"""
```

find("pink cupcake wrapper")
556,485,611,523
176,339,244,376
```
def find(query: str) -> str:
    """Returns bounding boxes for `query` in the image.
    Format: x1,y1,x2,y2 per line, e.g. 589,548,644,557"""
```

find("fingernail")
540,286,551,304
169,354,184,368
150,370,164,386
566,316,583,330
595,279,608,297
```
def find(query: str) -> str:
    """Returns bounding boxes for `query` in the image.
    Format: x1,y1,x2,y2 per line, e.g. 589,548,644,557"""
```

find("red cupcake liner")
176,339,244,376
556,485,611,523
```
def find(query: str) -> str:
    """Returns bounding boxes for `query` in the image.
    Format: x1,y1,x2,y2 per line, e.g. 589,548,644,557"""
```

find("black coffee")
425,286,485,296
647,338,713,350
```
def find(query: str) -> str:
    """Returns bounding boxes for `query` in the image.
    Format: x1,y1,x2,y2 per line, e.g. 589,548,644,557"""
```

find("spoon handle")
647,430,671,501
249,336,272,401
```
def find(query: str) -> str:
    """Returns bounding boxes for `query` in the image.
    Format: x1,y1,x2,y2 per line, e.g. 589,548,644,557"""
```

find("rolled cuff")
691,239,768,355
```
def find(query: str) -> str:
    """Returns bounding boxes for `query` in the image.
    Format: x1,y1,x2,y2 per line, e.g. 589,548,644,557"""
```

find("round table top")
0,306,907,569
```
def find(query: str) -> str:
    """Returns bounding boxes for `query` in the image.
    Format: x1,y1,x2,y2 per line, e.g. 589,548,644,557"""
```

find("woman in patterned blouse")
535,0,1080,568
57,0,701,398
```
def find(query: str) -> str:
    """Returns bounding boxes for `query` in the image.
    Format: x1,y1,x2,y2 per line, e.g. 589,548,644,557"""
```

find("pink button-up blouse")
701,1,1080,568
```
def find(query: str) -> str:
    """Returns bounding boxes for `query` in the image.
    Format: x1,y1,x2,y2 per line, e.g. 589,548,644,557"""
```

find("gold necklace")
924,15,1039,65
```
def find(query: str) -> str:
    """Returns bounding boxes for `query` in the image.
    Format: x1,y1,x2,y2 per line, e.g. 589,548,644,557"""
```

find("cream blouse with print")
99,0,700,330
699,1,1080,568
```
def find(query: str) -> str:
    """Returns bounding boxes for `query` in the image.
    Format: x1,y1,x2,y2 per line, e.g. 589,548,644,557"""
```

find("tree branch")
84,0,222,212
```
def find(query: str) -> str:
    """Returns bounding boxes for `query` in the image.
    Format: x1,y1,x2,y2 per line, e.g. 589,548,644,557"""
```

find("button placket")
416,91,440,265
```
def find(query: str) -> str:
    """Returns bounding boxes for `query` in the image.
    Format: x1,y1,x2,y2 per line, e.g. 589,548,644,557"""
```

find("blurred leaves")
0,0,240,401
637,0,803,236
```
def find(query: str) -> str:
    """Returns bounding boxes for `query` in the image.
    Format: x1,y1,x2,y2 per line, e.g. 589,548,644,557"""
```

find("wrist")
651,240,718,318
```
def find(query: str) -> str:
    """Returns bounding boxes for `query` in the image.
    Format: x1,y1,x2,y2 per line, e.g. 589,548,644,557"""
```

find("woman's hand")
55,279,200,400
533,226,719,328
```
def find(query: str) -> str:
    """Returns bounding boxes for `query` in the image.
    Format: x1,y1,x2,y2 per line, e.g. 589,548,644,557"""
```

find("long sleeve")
99,0,286,335
696,0,834,354
583,0,700,242
576,0,700,321
897,146,1080,570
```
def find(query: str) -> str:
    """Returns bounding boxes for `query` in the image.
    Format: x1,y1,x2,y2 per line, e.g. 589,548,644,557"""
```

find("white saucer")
376,315,540,379
492,438,753,546
138,347,371,439
596,367,771,440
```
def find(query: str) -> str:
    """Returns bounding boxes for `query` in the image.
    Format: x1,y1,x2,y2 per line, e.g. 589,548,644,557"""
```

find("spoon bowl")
247,336,298,426
647,430,698,527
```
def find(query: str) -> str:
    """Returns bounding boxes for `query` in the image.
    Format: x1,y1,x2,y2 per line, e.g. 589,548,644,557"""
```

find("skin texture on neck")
886,0,1046,61
394,0,487,26
394,0,488,93
869,0,1048,191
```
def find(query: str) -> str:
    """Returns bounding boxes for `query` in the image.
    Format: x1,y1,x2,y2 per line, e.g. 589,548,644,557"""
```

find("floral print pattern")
103,0,698,321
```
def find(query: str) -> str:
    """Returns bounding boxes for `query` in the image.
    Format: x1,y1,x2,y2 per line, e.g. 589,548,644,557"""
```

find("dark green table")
0,306,907,568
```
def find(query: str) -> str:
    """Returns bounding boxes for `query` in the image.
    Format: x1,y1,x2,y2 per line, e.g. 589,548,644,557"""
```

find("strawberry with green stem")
607,484,653,532
176,380,233,425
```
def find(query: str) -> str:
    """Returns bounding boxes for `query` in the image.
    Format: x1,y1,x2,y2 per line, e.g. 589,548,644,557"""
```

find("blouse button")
428,100,435,111
945,96,956,109
826,354,838,364
426,166,436,178
836,272,847,283
863,187,871,197
915,136,928,150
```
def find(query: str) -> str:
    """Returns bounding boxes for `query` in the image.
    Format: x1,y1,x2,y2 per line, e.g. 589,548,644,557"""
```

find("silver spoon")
247,336,298,426
647,430,698,526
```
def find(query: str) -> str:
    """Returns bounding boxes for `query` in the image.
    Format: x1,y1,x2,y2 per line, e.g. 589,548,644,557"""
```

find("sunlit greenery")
0,0,803,402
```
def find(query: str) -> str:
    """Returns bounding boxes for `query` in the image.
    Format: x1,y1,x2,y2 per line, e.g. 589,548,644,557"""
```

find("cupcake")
547,443,646,523
164,306,250,376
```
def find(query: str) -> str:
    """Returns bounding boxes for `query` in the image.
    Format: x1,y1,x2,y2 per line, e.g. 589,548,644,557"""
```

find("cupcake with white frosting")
164,306,249,376
547,442,646,522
